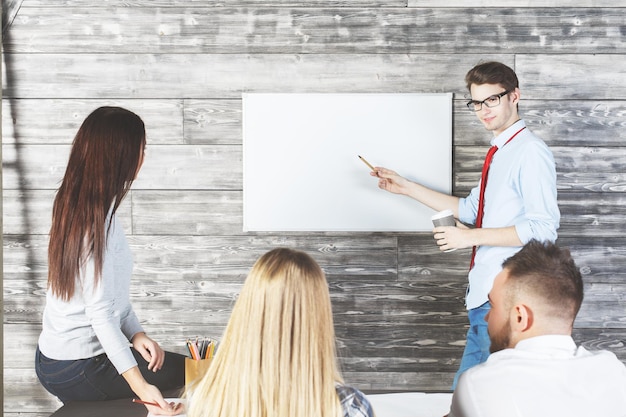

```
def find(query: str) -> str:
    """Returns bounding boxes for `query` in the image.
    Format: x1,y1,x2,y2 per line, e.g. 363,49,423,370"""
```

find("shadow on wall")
2,0,41,331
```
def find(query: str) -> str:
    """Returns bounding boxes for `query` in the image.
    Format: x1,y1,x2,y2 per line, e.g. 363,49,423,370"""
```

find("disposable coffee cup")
431,209,456,227
431,209,457,252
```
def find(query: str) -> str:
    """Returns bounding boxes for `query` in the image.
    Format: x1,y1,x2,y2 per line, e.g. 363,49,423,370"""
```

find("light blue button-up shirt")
458,120,560,309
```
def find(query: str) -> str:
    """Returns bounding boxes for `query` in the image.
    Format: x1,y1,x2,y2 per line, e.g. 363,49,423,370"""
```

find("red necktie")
469,126,526,269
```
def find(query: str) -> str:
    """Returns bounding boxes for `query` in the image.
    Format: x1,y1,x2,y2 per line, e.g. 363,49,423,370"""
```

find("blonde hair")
186,248,344,417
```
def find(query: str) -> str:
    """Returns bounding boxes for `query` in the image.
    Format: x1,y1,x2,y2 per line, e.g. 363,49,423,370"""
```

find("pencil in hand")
358,155,375,171
358,155,378,176
132,398,160,408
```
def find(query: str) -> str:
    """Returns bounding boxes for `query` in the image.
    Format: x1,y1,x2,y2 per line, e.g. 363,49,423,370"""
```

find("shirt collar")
515,334,577,354
491,119,526,148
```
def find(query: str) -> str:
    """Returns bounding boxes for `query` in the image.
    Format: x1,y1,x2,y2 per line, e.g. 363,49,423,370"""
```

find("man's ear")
510,303,533,333
510,87,521,105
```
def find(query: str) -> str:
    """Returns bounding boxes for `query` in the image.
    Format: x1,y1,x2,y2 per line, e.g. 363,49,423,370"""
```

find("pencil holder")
185,357,212,389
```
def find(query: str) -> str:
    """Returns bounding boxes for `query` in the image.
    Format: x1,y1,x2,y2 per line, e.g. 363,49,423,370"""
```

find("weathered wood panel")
576,283,626,328
456,146,626,175
132,190,243,236
7,99,625,147
7,234,624,330
410,0,622,5
1,99,184,145
1,53,511,99
5,54,625,100
517,54,626,99
454,100,626,147
454,146,626,195
558,193,626,238
574,328,626,357
2,190,132,235
2,189,56,236
131,236,400,278
6,326,625,413
4,364,63,414
7,143,626,196
183,99,242,145
3,234,400,281
18,0,624,7
456,171,626,196
3,144,242,190
5,8,624,54
1,0,23,34
19,0,408,7
557,237,626,284
3,2,626,416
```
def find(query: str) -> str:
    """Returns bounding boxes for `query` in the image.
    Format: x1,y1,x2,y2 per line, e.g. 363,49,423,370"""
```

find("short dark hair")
502,240,584,324
465,61,519,92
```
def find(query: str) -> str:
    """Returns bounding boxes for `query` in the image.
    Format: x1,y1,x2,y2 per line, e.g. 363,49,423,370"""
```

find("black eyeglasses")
466,90,510,112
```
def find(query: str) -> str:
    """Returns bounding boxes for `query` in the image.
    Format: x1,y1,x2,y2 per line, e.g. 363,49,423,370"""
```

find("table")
368,392,452,417
49,396,153,417
49,392,453,417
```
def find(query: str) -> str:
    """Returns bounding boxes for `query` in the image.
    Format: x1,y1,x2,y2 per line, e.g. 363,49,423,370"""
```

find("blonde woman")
186,247,375,417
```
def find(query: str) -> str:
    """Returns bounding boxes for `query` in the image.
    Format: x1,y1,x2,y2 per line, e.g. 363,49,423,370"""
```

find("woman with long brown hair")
35,107,184,415
185,247,375,417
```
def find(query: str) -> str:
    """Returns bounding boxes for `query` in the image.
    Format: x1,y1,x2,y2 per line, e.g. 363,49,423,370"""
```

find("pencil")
358,155,376,172
132,398,160,408
187,339,199,360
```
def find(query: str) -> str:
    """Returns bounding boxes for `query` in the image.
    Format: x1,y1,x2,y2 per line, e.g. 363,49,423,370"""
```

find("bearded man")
447,240,626,417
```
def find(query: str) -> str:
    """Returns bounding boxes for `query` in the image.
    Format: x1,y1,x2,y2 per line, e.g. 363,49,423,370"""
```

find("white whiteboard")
242,93,453,232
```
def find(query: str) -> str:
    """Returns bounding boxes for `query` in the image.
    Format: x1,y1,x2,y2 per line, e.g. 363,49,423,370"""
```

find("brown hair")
465,61,519,92
48,106,146,301
502,240,584,324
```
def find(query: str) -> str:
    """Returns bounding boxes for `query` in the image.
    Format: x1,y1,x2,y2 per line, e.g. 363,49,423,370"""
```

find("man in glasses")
448,240,626,417
371,61,560,389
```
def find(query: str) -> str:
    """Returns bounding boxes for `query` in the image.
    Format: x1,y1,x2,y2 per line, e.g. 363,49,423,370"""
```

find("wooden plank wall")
3,1,626,415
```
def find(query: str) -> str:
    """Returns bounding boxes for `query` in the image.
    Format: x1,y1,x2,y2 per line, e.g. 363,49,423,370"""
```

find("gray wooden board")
3,2,626,416
4,7,624,54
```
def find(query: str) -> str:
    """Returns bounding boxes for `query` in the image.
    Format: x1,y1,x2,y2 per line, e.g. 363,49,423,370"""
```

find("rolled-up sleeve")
513,141,560,244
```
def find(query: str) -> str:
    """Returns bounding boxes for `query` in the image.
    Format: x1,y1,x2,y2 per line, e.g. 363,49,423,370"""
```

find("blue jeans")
35,346,185,403
451,302,491,390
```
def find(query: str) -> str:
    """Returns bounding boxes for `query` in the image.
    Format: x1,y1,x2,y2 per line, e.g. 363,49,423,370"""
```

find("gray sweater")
39,214,144,374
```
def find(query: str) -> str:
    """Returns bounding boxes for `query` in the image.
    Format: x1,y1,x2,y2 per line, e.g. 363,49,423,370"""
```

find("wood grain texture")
8,141,626,197
2,190,132,235
14,0,623,6
454,146,626,195
183,99,242,145
5,53,625,100
2,53,510,99
1,0,23,33
19,0,408,6
3,2,626,416
558,193,626,237
3,144,242,190
517,54,626,100
6,99,626,147
131,190,243,236
557,237,626,284
410,0,621,5
4,8,624,54
1,99,184,145
454,100,626,147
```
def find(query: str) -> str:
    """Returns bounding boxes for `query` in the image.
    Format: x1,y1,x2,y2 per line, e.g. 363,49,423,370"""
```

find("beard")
489,318,513,353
